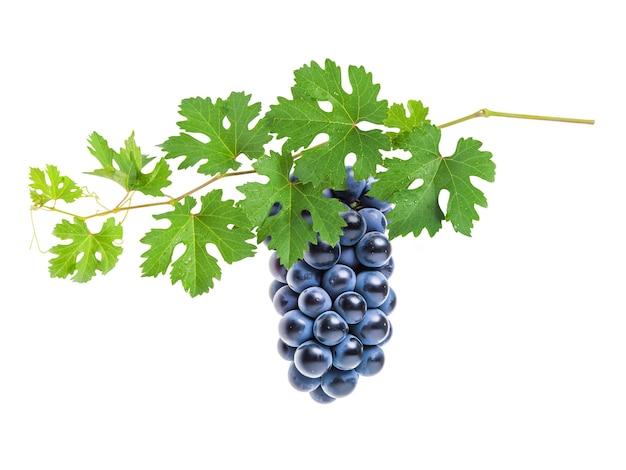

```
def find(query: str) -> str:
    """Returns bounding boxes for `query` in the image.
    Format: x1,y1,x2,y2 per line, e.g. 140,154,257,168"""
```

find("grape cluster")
268,168,396,403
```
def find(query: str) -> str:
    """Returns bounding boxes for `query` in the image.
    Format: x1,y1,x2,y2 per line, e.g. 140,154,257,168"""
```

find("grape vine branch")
28,59,594,297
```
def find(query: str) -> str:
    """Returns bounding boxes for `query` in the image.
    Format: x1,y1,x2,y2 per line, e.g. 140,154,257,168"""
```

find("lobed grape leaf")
369,123,495,238
139,191,256,297
160,91,272,175
237,151,347,269
384,100,431,147
48,217,123,282
266,59,390,188
29,164,82,206
86,131,172,196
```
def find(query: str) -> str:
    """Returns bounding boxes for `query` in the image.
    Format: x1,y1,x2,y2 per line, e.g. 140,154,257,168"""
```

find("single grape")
273,284,299,315
294,340,333,378
333,291,367,324
278,309,314,347
339,210,367,246
355,231,392,268
287,362,321,392
269,279,286,300
379,257,394,278
355,345,385,376
277,338,296,361
350,308,390,346
355,270,389,308
378,287,396,315
337,245,361,271
321,264,357,299
320,367,359,398
309,385,336,404
286,260,322,293
268,252,288,283
303,238,341,270
331,334,364,370
298,286,332,318
313,310,348,346
359,207,387,233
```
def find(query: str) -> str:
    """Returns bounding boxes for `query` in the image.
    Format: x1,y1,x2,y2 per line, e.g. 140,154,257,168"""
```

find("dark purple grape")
337,245,361,271
269,279,285,300
278,309,314,347
303,238,341,270
321,264,356,299
321,367,359,398
286,260,322,293
277,339,296,361
355,231,392,268
287,362,321,392
298,286,332,318
333,291,367,324
359,207,387,233
350,308,390,346
309,385,336,404
378,287,396,315
269,252,288,283
313,310,348,346
355,270,389,308
294,340,333,378
339,210,366,246
331,334,364,370
355,345,385,376
273,284,299,315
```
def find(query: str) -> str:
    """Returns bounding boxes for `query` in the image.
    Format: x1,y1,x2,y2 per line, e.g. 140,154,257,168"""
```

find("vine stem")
437,108,595,129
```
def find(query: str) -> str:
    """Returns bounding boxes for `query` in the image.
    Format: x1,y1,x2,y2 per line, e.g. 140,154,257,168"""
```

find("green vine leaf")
237,151,347,269
160,91,272,175
48,217,123,282
29,164,82,206
369,123,495,237
139,191,256,297
384,100,431,147
86,131,172,196
266,59,390,188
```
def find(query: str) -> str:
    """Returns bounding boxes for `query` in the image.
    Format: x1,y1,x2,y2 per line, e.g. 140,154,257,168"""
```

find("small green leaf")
140,191,256,297
238,151,347,268
29,164,82,206
370,123,495,237
86,131,172,196
49,217,123,282
385,100,431,147
160,91,272,175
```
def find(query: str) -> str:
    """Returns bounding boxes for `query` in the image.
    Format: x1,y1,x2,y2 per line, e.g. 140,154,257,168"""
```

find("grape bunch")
268,167,397,403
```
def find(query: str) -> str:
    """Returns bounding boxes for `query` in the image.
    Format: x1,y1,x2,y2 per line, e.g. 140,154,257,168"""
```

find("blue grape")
321,264,356,299
350,308,390,346
269,279,286,300
294,340,333,378
287,362,321,392
269,252,288,283
378,287,396,315
321,367,359,398
303,237,341,270
359,207,387,233
286,260,322,293
313,310,348,346
309,386,336,404
339,210,366,246
355,345,385,376
332,334,364,370
278,309,314,347
273,284,299,315
355,231,392,268
331,166,367,203
337,245,361,271
277,339,296,361
333,291,367,324
355,270,389,308
298,286,332,318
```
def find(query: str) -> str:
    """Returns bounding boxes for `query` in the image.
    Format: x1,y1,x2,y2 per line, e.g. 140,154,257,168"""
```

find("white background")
1,1,624,469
